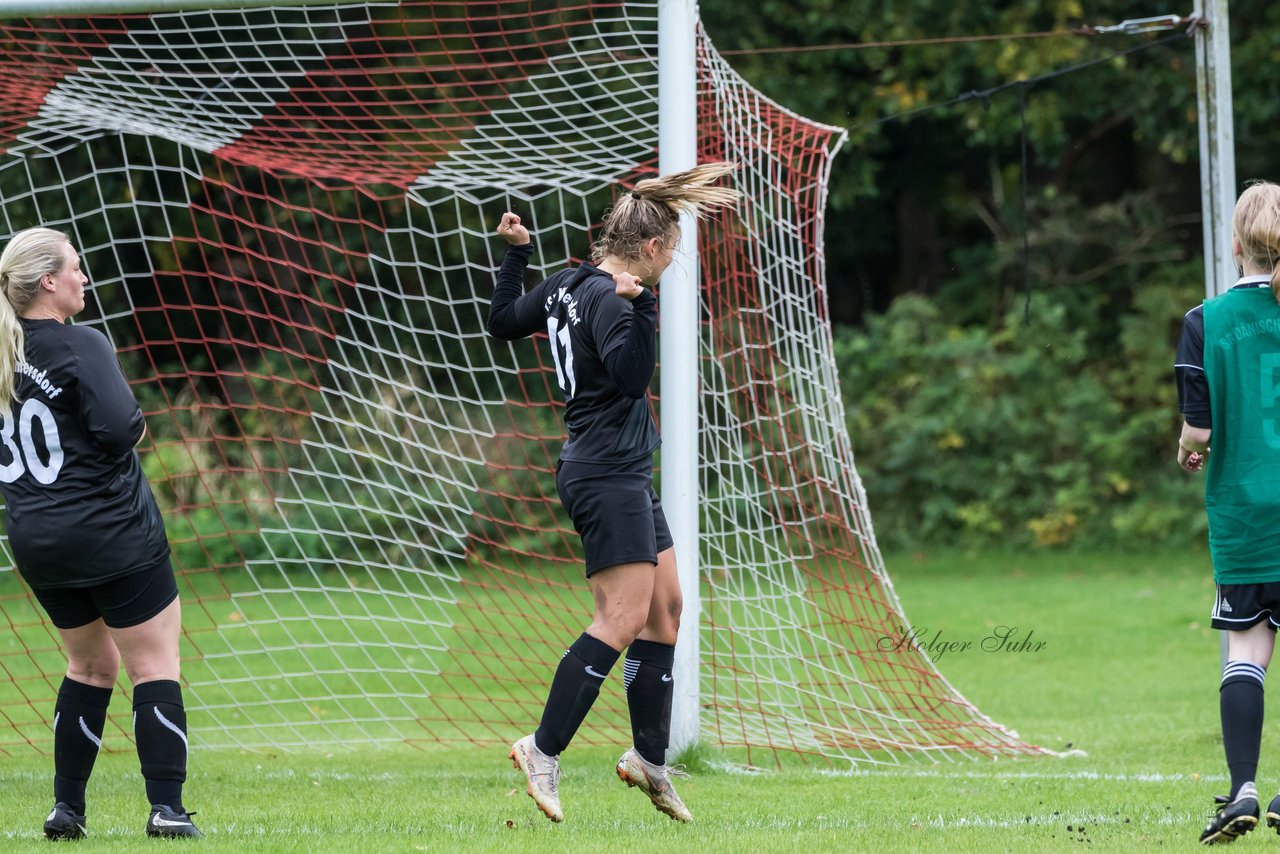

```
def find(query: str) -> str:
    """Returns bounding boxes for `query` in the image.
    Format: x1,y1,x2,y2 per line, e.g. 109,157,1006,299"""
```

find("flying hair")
592,161,739,263
1232,180,1280,303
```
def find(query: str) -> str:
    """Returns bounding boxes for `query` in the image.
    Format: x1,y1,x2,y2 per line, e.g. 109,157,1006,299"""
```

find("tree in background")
700,0,1280,327
699,0,1280,548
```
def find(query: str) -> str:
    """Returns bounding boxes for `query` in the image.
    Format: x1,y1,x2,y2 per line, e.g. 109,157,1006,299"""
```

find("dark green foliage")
835,266,1207,550
700,0,1280,324
695,0,1275,549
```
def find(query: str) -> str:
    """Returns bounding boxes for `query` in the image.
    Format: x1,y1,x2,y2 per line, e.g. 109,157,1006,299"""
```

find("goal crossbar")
0,0,372,18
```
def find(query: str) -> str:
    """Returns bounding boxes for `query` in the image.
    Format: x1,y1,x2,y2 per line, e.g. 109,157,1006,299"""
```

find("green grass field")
0,550,1242,851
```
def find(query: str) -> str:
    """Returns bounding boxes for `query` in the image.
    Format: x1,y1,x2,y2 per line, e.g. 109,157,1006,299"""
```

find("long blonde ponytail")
593,162,739,262
0,227,69,403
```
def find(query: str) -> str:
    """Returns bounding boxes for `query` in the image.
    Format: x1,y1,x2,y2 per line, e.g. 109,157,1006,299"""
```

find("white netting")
0,0,1036,765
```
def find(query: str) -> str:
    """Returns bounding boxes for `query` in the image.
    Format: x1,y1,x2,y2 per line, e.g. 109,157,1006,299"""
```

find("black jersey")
487,243,661,463
0,318,168,588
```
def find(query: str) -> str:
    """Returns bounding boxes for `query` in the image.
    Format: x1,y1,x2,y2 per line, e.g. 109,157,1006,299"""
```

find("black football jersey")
0,318,169,587
488,245,661,463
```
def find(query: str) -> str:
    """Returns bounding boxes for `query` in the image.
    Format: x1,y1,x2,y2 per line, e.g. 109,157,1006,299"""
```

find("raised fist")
613,271,645,301
496,212,530,245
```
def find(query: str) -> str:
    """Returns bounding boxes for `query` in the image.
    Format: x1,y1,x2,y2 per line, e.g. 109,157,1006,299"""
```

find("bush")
834,270,1208,550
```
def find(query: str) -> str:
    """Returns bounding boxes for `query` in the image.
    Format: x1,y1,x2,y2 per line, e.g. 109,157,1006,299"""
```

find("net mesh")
0,0,1038,766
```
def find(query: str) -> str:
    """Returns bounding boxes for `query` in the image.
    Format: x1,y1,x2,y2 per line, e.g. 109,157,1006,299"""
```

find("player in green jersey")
1176,181,1280,844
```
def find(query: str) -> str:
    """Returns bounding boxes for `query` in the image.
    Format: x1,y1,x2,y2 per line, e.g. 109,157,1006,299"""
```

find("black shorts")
26,556,179,630
556,456,674,576
1211,582,1280,631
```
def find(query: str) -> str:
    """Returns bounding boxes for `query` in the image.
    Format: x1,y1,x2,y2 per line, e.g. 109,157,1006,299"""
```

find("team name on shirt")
1217,317,1280,349
15,361,64,399
544,287,582,325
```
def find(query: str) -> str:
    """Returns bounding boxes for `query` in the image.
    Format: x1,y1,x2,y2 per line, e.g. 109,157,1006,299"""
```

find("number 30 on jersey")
0,398,64,484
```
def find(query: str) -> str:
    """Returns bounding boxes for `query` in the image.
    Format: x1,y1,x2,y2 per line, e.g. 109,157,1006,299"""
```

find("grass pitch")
0,550,1239,851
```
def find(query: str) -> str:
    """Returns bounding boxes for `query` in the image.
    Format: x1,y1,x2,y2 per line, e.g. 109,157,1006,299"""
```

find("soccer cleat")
509,734,563,823
43,802,87,841
1201,789,1258,845
615,747,693,823
145,804,203,839
1265,790,1280,833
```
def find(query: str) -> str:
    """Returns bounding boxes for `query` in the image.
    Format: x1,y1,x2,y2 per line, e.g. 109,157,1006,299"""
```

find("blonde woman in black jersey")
0,227,199,840
487,163,737,824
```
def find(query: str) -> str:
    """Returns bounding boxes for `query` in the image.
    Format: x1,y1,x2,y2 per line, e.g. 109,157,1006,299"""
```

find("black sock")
1221,660,1266,799
52,678,112,815
624,639,675,766
133,680,187,811
534,633,620,756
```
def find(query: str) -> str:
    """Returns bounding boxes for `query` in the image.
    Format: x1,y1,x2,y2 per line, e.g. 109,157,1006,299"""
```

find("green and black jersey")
1201,284,1280,583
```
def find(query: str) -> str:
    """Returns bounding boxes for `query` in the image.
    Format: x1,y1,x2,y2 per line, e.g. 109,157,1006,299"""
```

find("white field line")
816,767,1224,783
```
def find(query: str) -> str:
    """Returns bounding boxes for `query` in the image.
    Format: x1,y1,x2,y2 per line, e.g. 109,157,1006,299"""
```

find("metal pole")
0,0,367,15
658,0,700,758
1192,0,1236,669
1194,0,1237,299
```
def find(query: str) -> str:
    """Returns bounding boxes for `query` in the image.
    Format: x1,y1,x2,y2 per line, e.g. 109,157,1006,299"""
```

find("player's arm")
486,212,543,341
596,274,657,399
1180,422,1211,449
74,328,146,457
1175,304,1211,471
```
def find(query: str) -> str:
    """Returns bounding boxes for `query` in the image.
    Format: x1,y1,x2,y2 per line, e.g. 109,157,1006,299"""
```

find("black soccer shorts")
1211,582,1280,632
556,456,674,576
26,555,180,630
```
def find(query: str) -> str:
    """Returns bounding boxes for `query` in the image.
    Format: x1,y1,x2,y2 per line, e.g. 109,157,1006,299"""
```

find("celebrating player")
1175,181,1280,844
0,228,199,840
487,163,737,823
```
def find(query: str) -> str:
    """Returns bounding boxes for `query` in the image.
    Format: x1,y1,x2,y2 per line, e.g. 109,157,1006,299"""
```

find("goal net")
0,0,1037,766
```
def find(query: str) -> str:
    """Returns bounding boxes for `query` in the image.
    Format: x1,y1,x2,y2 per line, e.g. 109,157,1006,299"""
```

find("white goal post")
656,0,700,754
